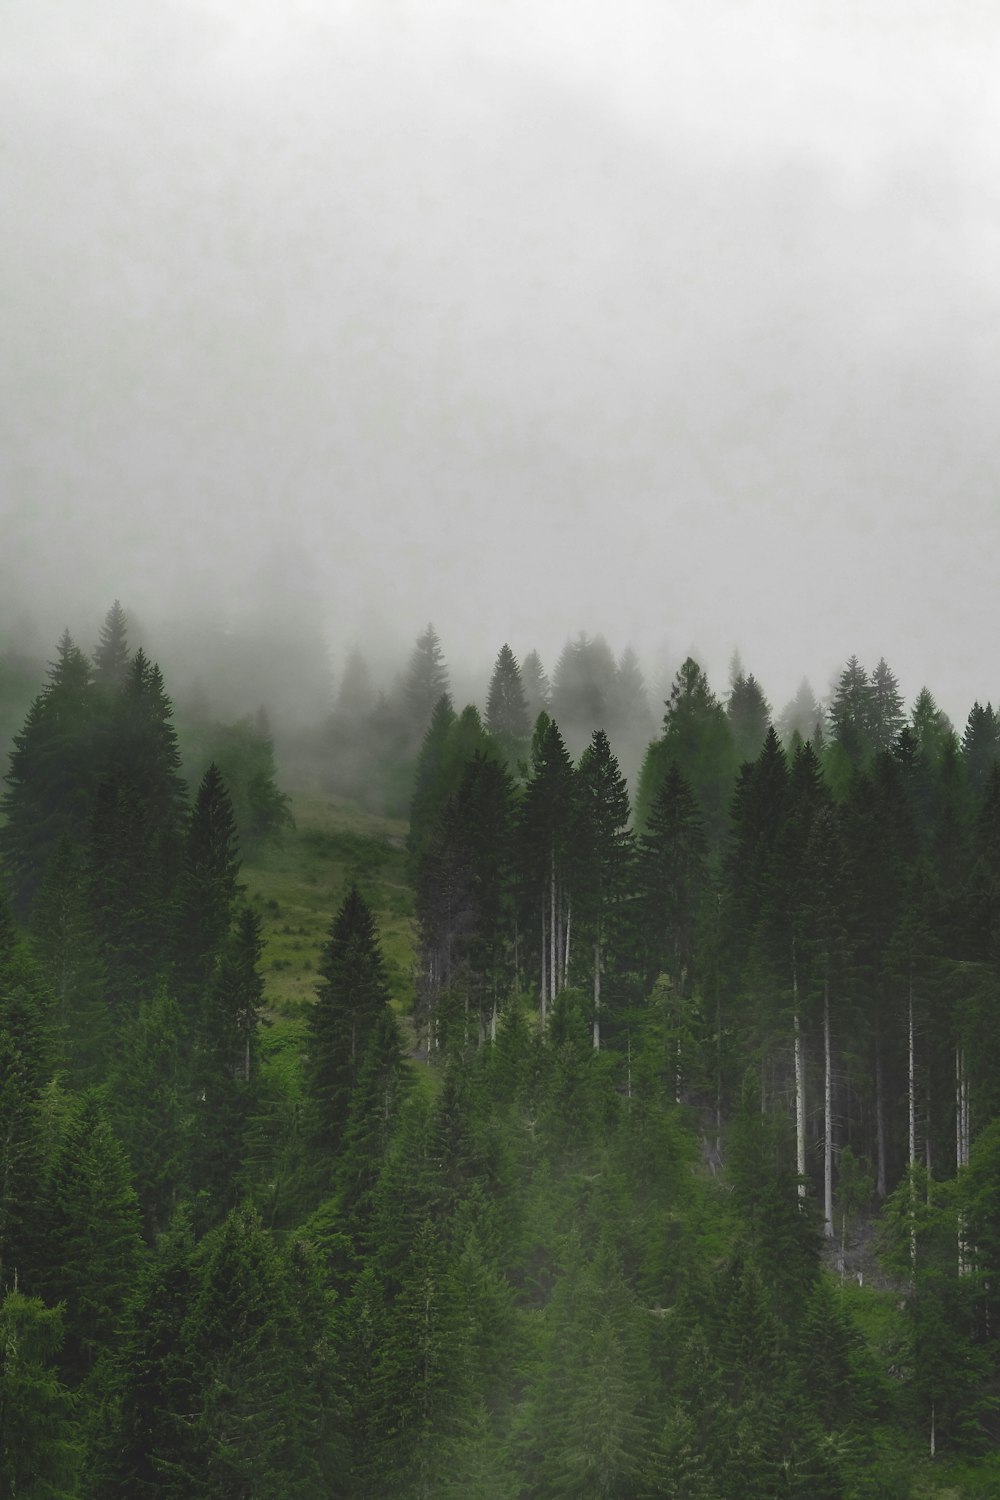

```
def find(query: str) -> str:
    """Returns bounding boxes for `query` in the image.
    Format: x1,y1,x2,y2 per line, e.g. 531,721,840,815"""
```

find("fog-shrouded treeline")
4,607,1000,1496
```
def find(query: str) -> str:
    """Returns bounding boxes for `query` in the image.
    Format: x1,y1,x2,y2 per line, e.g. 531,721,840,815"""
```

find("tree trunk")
540,896,548,1026
550,850,558,1004
909,974,917,1276
823,967,833,1238
875,1009,887,1200
592,939,601,1050
563,896,572,993
792,938,806,1200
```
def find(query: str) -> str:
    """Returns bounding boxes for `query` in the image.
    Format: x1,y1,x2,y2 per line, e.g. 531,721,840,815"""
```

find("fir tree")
576,728,634,1047
485,643,530,750
0,1288,80,1498
308,885,393,1151
404,624,449,734
92,598,131,692
520,650,551,723
172,764,240,1020
727,671,771,765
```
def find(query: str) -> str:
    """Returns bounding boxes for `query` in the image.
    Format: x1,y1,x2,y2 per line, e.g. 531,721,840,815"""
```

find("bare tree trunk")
823,967,833,1238
540,899,547,1027
875,1009,887,1200
563,896,572,993
957,1044,969,1275
909,974,917,1276
792,938,806,1200
592,939,601,1050
550,851,558,1002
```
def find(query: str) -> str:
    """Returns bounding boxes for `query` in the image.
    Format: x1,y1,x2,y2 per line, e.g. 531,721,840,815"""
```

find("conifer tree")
172,764,240,1019
0,1288,80,1498
727,671,771,764
0,631,95,915
962,700,1000,796
576,729,634,1047
828,655,874,767
485,643,530,750
518,717,577,1021
308,884,393,1150
407,692,456,875
92,598,131,692
404,623,449,734
637,762,707,997
520,650,551,723
637,657,737,853
869,657,906,755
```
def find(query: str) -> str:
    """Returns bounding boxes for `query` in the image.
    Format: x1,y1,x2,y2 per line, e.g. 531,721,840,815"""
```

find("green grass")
242,790,416,1021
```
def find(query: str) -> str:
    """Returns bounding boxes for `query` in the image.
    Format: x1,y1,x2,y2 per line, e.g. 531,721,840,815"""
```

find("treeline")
3,615,1000,1495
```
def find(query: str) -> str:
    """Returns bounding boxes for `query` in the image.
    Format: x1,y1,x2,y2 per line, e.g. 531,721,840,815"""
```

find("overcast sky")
2,0,999,720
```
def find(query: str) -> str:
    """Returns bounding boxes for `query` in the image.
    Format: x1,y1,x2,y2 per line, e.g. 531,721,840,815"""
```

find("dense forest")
3,606,1000,1497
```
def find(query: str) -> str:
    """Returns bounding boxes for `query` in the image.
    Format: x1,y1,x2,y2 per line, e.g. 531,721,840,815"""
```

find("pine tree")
180,1207,322,1497
308,884,393,1150
520,650,551,724
407,693,456,875
727,672,771,764
333,1005,411,1247
404,624,449,734
637,763,707,996
172,764,240,1020
576,729,634,1047
962,701,1000,797
0,631,96,916
869,657,906,756
0,1288,80,1498
518,717,577,1021
93,598,131,692
778,678,823,747
827,655,874,767
39,1093,145,1383
637,657,737,854
485,643,530,750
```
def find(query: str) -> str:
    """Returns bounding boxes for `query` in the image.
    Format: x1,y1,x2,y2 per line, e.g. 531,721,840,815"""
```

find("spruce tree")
518,717,577,1020
576,728,633,1047
404,623,449,733
520,650,551,723
172,764,240,1020
93,598,131,692
485,643,530,750
727,671,771,764
0,1288,80,1498
308,884,393,1150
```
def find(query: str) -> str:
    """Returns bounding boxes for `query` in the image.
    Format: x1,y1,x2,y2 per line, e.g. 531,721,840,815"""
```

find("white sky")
2,0,999,720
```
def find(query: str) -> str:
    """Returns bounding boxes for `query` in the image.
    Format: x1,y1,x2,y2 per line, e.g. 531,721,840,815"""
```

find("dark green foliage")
404,623,450,734
0,632,96,916
171,763,240,1017
727,670,771,764
178,1206,323,1497
485,643,530,750
38,1093,145,1383
637,761,707,995
308,884,392,1150
575,728,634,1043
0,1288,80,1498
637,657,737,853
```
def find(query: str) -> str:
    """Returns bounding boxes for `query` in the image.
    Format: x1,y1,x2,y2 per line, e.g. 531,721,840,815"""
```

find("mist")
3,1,999,728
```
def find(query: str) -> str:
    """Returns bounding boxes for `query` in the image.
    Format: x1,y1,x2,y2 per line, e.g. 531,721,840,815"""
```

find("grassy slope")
242,790,416,1021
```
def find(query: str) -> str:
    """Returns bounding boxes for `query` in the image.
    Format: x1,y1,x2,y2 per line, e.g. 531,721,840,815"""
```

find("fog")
3,1,999,725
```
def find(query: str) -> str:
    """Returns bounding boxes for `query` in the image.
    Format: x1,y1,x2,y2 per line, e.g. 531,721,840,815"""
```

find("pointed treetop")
404,624,449,730
94,600,130,690
485,643,530,745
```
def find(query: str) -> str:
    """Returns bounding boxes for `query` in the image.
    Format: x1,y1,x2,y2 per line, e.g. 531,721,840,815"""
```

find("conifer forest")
5,607,1000,1499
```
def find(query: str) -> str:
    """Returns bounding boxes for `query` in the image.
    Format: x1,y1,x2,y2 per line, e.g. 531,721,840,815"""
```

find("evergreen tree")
727,671,771,764
520,650,551,724
962,700,1000,796
407,692,456,875
404,624,449,734
778,677,823,746
92,598,131,692
637,657,737,854
485,643,530,750
0,631,95,915
308,884,393,1150
828,655,874,767
180,1207,322,1497
869,657,906,756
172,763,240,1019
637,762,707,997
518,717,577,1020
0,1288,80,1498
39,1093,145,1383
576,729,634,1047
89,1209,198,1499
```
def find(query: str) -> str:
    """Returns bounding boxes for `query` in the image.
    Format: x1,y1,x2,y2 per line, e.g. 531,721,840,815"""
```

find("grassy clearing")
241,790,416,1022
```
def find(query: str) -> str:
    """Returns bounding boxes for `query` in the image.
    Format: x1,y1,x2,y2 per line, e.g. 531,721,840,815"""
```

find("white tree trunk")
875,1011,887,1199
540,896,548,1026
549,850,557,1009
792,939,806,1200
563,896,572,993
592,939,601,1050
823,971,833,1238
909,976,917,1276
